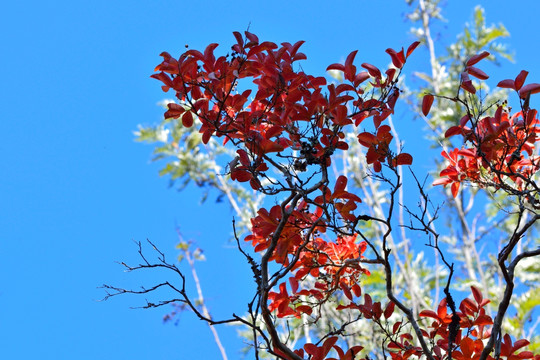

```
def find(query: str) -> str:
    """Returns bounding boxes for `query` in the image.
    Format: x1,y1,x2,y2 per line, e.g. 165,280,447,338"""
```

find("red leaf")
513,339,531,352
289,40,305,58
333,175,348,197
184,49,204,61
432,177,452,186
252,138,285,154
255,161,268,172
336,141,349,150
373,109,392,128
232,31,244,48
373,301,382,319
515,70,529,90
467,66,489,80
344,50,358,81
295,305,313,315
327,63,345,72
440,168,459,177
293,349,305,357
460,114,470,126
249,178,261,190
445,126,462,138
336,83,356,93
231,169,252,182
461,298,478,315
354,72,370,86
340,281,353,301
203,43,219,62
289,277,299,294
164,103,185,119
458,148,475,158
479,299,491,308
437,298,448,319
461,80,476,94
422,94,434,116
516,351,534,359
471,286,483,304
419,310,440,321
304,343,321,357
250,42,278,57
202,130,212,144
386,68,397,82
451,181,460,198
357,132,377,147
363,293,373,308
497,79,516,90
361,63,381,78
322,337,339,357
265,125,283,139
466,51,490,66
237,149,250,166
182,111,194,127
292,52,306,61
394,153,413,166
473,314,493,326
151,71,173,91
406,41,421,58
519,83,540,98
335,200,358,221
310,76,327,87
384,301,395,319
386,48,404,69
333,345,345,359
351,283,362,297
333,105,351,125
244,31,259,44
387,88,400,110
461,337,475,357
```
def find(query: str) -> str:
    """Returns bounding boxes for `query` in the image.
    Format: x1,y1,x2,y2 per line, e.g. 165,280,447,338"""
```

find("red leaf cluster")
153,34,419,325
434,57,540,197
153,32,417,185
410,287,533,360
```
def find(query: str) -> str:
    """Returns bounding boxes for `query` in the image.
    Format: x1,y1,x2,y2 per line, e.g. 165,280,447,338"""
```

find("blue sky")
2,1,540,359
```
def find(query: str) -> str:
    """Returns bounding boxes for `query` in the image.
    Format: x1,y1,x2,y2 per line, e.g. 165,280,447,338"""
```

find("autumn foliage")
146,31,540,360
429,62,540,198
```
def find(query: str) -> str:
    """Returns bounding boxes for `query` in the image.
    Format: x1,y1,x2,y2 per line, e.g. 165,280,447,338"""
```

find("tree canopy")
105,2,540,359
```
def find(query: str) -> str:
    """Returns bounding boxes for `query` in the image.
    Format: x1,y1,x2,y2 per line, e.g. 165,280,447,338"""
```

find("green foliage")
448,6,512,64
135,100,264,232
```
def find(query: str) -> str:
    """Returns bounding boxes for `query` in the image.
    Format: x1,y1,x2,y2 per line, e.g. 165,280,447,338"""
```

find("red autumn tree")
104,29,540,360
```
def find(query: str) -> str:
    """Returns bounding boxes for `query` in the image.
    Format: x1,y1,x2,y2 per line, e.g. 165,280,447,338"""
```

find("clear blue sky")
1,1,539,359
